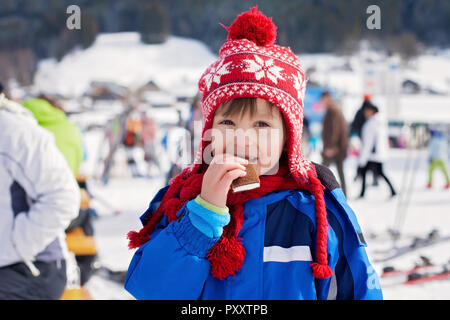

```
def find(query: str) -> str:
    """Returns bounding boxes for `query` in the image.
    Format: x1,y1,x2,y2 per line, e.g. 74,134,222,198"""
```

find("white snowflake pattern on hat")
203,59,232,91
243,55,284,84
292,71,305,101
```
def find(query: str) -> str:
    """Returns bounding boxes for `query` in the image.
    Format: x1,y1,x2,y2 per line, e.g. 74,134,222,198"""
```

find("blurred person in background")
321,91,349,196
350,94,372,139
0,85,80,299
123,109,144,177
23,95,98,296
358,103,397,199
301,116,311,156
427,128,450,189
350,95,379,185
141,109,161,175
186,92,203,161
23,95,83,176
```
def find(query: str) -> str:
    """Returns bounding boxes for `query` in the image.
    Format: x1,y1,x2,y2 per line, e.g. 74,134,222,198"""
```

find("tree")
138,0,170,44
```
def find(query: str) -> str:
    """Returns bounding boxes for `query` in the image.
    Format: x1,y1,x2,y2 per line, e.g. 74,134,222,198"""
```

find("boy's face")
210,98,286,176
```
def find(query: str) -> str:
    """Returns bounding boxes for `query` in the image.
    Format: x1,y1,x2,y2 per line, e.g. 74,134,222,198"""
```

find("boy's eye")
219,119,235,126
255,121,270,128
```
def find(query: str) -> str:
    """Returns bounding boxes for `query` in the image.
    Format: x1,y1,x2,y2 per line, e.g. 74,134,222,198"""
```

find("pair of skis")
381,256,450,285
373,229,450,263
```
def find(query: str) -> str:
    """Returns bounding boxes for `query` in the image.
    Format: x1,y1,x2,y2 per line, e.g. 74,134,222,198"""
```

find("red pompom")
224,6,277,46
207,237,246,280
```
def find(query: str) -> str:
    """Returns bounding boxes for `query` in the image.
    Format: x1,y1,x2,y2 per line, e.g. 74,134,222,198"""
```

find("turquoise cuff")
186,199,231,238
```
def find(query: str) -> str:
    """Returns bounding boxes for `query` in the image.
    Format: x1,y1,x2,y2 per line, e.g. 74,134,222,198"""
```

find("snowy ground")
344,149,450,300
80,133,450,299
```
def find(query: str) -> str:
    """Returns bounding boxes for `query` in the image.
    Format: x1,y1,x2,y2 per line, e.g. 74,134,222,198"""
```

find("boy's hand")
200,154,248,208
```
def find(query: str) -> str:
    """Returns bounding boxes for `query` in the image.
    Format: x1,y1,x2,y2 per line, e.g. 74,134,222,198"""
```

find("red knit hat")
191,7,331,278
128,6,332,280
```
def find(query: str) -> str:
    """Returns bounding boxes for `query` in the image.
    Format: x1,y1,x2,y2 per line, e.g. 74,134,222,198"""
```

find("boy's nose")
232,131,258,162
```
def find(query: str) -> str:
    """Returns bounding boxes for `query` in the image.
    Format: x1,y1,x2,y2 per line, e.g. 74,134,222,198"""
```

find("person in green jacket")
23,96,83,176
24,95,99,290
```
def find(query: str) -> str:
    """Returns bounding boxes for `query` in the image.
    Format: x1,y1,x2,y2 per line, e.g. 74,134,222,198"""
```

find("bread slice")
231,163,260,193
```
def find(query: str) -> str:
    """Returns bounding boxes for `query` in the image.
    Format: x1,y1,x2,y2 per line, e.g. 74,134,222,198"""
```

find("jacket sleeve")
124,191,230,300
312,163,382,300
6,123,80,262
321,189,383,300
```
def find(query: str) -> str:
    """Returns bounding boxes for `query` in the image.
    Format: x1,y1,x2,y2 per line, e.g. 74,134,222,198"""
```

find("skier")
350,95,379,185
123,109,143,177
350,94,372,138
427,128,450,189
23,96,98,296
141,110,161,175
358,103,397,198
0,89,80,299
124,8,382,300
23,96,83,176
321,91,349,197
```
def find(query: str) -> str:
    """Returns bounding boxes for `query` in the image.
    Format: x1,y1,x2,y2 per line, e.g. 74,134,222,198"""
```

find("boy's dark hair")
0,82,3,94
218,97,276,120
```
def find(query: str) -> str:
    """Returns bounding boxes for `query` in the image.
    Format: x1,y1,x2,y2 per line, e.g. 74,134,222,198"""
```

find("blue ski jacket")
124,164,383,300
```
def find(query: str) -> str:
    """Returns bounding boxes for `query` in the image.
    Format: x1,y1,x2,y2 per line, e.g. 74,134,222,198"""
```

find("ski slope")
30,32,450,300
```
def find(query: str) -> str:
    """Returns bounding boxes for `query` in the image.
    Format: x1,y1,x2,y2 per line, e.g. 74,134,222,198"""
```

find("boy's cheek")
259,134,284,159
210,129,227,155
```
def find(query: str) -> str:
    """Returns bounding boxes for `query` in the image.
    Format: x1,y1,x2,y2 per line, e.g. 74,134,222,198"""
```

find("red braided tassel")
310,262,332,279
308,173,332,279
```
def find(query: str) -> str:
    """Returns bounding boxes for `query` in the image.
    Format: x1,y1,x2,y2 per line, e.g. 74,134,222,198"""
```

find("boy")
125,7,382,300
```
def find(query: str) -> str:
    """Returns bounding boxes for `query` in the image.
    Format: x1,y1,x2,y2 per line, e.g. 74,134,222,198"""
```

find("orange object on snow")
60,287,93,300
65,227,97,255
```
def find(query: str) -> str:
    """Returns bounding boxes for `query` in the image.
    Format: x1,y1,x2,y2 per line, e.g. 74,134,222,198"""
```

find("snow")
33,32,217,98
298,50,450,125
343,150,450,299
27,32,450,300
